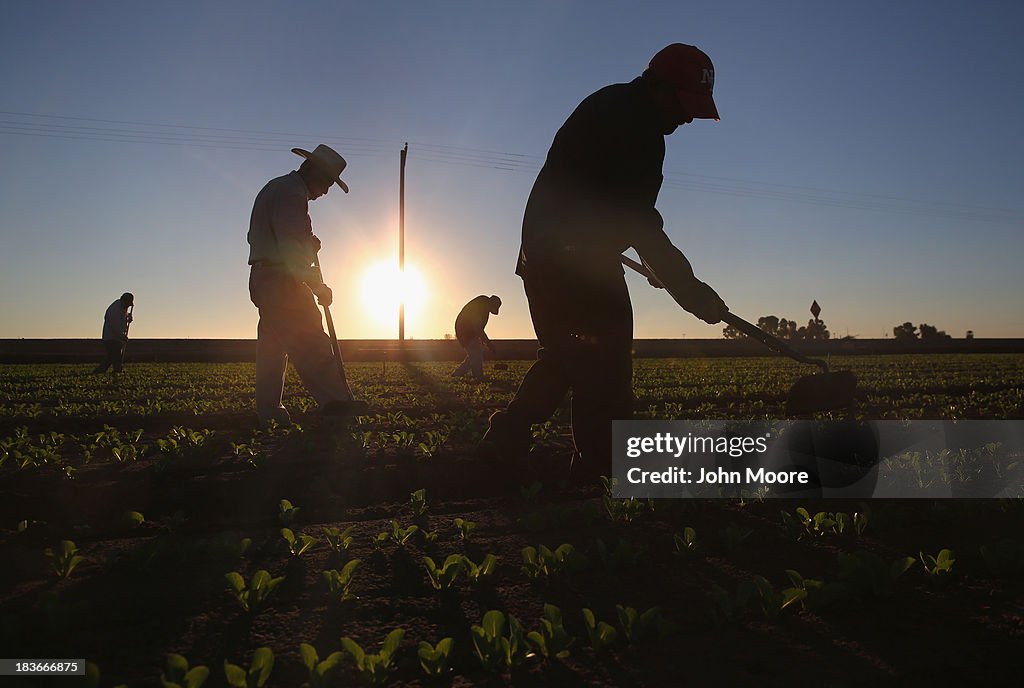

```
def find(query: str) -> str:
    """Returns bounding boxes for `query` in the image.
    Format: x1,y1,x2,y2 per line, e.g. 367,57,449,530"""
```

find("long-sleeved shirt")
247,171,318,282
101,300,130,341
517,76,699,297
455,295,494,345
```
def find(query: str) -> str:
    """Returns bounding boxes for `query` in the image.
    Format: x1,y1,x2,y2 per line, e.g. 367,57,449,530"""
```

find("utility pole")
399,143,407,343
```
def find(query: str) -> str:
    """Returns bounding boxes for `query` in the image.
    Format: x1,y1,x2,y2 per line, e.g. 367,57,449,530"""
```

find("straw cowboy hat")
291,144,350,193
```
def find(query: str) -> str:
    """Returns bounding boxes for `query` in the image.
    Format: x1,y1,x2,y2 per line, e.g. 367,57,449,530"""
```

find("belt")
251,261,284,268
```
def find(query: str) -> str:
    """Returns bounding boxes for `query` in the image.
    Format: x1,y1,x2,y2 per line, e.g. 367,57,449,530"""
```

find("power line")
1,110,1020,225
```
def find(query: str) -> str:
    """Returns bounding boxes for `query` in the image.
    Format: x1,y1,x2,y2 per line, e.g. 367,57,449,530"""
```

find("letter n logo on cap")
701,68,714,87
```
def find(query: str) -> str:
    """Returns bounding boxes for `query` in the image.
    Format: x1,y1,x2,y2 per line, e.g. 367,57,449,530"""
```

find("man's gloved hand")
126,314,133,324
312,283,333,307
684,280,727,324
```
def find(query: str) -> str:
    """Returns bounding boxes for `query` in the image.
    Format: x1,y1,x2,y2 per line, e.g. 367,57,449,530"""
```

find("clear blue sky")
1,1,1021,340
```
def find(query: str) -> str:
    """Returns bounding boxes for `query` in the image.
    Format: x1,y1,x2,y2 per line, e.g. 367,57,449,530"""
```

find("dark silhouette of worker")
480,44,728,477
93,292,133,374
451,295,501,381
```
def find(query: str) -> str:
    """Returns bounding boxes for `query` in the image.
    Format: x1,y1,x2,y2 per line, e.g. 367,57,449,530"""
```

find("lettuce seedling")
340,628,405,685
121,511,145,530
470,610,529,672
462,554,498,585
784,569,847,612
417,638,454,676
323,526,355,553
409,489,428,517
672,528,700,557
521,544,584,579
919,548,955,577
581,608,617,653
45,540,84,578
278,499,300,527
616,605,673,643
299,643,343,688
371,532,389,551
161,653,209,688
526,604,575,659
225,570,284,614
752,575,805,619
223,647,274,688
323,560,362,602
389,520,419,547
454,517,476,541
281,528,316,557
423,555,463,591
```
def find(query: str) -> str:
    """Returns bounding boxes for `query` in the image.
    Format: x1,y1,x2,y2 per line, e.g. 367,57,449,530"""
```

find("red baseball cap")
647,43,720,121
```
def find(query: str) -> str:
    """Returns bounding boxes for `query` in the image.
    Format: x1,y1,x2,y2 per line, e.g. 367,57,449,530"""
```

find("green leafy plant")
322,526,355,553
223,647,274,688
919,548,955,577
371,532,389,551
526,603,575,659
616,604,673,643
462,553,498,585
340,628,405,685
417,638,455,677
423,554,463,591
672,528,700,557
281,528,317,557
225,570,285,614
409,489,428,517
470,610,529,672
784,569,849,612
45,540,84,578
278,499,300,527
416,430,448,458
121,511,145,530
581,608,617,653
600,476,645,522
161,653,209,688
453,517,475,541
752,575,805,619
323,560,362,602
521,544,584,579
389,519,419,546
299,643,343,688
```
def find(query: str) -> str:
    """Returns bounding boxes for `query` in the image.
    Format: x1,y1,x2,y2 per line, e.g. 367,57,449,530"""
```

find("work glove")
684,280,727,324
126,314,133,324
312,283,333,307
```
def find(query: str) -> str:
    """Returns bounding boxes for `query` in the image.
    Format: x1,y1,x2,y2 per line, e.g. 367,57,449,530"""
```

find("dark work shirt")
455,296,493,344
517,76,698,296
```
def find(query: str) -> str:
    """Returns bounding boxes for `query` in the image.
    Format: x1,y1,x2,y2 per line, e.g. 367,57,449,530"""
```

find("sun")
359,260,428,327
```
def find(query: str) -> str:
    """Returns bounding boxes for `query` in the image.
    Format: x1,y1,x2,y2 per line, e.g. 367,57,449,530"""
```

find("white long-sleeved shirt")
101,300,130,341
247,171,318,281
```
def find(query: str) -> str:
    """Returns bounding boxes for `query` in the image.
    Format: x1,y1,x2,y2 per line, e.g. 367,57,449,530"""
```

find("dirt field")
1,356,1023,686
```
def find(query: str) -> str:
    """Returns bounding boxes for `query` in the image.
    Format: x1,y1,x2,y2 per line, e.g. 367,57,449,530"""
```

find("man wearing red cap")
480,44,728,476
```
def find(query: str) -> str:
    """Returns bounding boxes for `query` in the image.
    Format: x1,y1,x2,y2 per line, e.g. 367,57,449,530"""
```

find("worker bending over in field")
92,292,134,374
451,295,502,381
480,44,728,477
247,144,367,426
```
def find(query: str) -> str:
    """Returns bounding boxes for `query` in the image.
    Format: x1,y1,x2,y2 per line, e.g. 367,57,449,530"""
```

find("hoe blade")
785,370,858,416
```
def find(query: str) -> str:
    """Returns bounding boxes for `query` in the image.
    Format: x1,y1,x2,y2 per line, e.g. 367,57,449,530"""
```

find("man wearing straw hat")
247,144,367,426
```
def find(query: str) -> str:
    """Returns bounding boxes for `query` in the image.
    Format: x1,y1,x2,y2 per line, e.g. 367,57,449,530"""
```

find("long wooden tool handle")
312,254,347,380
619,254,827,371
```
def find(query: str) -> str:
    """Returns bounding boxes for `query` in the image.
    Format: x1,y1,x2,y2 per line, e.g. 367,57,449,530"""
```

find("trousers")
93,339,125,373
506,267,634,459
249,266,353,423
452,338,485,380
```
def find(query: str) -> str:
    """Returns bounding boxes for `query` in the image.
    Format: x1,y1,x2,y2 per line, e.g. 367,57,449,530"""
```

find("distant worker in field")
480,44,728,475
451,295,502,381
92,292,133,374
247,144,367,426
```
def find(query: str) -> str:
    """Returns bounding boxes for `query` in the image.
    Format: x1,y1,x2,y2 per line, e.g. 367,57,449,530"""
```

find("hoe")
620,255,857,415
